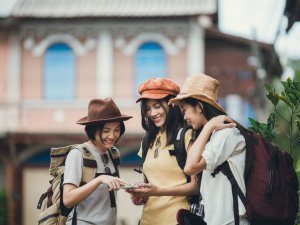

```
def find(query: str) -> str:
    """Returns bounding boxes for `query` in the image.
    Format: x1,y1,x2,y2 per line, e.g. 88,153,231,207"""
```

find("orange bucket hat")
136,77,180,103
169,74,225,113
77,98,132,125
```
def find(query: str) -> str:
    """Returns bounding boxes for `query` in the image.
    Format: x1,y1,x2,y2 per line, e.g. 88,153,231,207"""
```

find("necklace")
154,136,161,158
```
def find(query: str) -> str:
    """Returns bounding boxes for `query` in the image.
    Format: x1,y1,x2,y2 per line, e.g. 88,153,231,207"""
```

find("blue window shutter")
44,43,76,99
134,42,167,94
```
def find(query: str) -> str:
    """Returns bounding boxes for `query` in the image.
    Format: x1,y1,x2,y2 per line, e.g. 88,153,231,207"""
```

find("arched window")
44,43,76,99
134,42,167,94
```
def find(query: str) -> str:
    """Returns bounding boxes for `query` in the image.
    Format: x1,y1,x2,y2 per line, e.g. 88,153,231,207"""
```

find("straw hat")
169,74,225,113
136,77,180,103
77,98,132,125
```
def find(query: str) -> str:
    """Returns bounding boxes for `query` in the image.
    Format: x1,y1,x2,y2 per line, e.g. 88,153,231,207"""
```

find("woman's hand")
98,175,127,191
205,115,236,132
127,182,159,197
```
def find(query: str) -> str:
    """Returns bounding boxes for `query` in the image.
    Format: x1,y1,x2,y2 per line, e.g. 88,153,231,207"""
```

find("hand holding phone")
120,185,136,190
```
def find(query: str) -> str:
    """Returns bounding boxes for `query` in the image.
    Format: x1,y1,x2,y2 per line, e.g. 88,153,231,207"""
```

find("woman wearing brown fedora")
127,77,198,225
169,74,249,225
62,98,132,225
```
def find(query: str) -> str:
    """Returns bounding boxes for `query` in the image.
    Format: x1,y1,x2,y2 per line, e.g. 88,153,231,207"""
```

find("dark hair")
140,96,184,149
84,121,125,142
181,97,253,179
181,97,226,136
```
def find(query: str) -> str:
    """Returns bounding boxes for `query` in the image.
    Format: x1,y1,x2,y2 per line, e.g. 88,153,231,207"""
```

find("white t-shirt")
63,142,117,225
201,127,249,225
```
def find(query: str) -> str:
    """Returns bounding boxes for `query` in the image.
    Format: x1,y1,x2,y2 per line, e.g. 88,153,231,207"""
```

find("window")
134,42,167,93
225,94,256,127
44,43,76,99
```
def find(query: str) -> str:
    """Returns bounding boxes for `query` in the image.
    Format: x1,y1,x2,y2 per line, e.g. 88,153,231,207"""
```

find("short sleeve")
184,128,195,151
63,148,83,186
202,127,245,172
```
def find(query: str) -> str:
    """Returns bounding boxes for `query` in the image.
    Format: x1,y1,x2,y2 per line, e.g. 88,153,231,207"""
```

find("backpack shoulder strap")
141,134,149,163
77,144,97,184
212,161,247,225
172,126,192,170
107,146,120,177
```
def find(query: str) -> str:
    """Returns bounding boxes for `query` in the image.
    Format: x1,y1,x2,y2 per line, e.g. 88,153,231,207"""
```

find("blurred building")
0,0,283,225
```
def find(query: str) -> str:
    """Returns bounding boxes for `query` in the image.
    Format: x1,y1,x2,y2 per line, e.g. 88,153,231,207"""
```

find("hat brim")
136,93,172,103
77,114,132,125
169,93,225,113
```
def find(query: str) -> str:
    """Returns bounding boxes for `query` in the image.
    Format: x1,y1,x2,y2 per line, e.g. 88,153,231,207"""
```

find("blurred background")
0,0,299,224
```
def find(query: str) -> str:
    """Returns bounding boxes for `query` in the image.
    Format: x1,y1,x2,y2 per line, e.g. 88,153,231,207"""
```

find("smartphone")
120,185,136,190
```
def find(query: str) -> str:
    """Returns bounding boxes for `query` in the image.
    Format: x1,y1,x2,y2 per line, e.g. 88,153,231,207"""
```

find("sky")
219,0,300,61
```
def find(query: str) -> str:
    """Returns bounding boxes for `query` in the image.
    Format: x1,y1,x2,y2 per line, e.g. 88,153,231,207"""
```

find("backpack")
37,143,120,225
212,126,299,225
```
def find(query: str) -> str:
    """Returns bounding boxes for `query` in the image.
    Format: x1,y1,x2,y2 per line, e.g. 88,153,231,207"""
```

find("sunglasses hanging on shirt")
100,152,111,174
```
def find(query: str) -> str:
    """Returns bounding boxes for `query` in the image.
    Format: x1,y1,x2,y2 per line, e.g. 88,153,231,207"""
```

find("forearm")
63,177,102,208
157,182,197,197
185,125,212,175
155,175,198,196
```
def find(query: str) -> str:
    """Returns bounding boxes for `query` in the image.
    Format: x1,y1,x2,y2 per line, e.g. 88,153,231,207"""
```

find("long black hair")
180,97,226,136
140,96,184,149
181,97,253,180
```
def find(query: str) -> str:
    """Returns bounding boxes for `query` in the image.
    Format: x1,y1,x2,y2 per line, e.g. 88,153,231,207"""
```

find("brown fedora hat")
169,74,225,113
136,77,180,103
77,98,132,125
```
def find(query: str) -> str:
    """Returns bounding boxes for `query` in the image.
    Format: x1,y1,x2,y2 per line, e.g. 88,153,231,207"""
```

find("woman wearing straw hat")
169,74,249,225
63,98,132,225
127,77,199,225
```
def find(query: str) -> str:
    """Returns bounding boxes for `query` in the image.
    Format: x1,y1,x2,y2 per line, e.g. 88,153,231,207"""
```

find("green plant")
249,78,300,160
0,188,7,225
248,77,300,225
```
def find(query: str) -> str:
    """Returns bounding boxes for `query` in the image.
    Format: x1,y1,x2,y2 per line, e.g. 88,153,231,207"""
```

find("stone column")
187,19,205,75
96,30,113,98
7,34,21,102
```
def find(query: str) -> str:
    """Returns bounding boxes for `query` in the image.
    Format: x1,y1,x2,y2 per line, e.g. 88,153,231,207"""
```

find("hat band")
141,89,178,96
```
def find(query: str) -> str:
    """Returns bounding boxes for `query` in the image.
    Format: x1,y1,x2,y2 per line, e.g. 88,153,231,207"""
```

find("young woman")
128,77,198,225
169,74,250,225
63,98,132,225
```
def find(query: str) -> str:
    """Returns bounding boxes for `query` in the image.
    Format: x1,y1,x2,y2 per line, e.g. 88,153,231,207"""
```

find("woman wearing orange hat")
63,98,132,225
170,74,249,225
127,77,199,225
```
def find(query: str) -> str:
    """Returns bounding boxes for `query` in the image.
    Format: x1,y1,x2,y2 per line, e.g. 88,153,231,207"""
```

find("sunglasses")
100,153,111,174
100,153,109,164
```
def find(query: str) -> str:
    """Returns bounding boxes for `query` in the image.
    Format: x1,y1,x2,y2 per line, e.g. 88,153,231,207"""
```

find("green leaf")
264,84,272,92
296,159,300,185
296,119,300,131
279,95,292,107
266,92,280,106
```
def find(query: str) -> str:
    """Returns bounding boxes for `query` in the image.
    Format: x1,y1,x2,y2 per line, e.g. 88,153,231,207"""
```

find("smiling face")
94,121,121,149
145,99,169,130
179,101,207,130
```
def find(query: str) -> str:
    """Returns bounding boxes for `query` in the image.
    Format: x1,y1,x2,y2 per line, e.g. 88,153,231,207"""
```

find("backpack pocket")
38,202,67,225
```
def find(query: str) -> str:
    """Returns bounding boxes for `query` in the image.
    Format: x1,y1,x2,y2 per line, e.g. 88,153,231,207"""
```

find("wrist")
156,187,163,196
97,175,104,184
203,123,214,134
